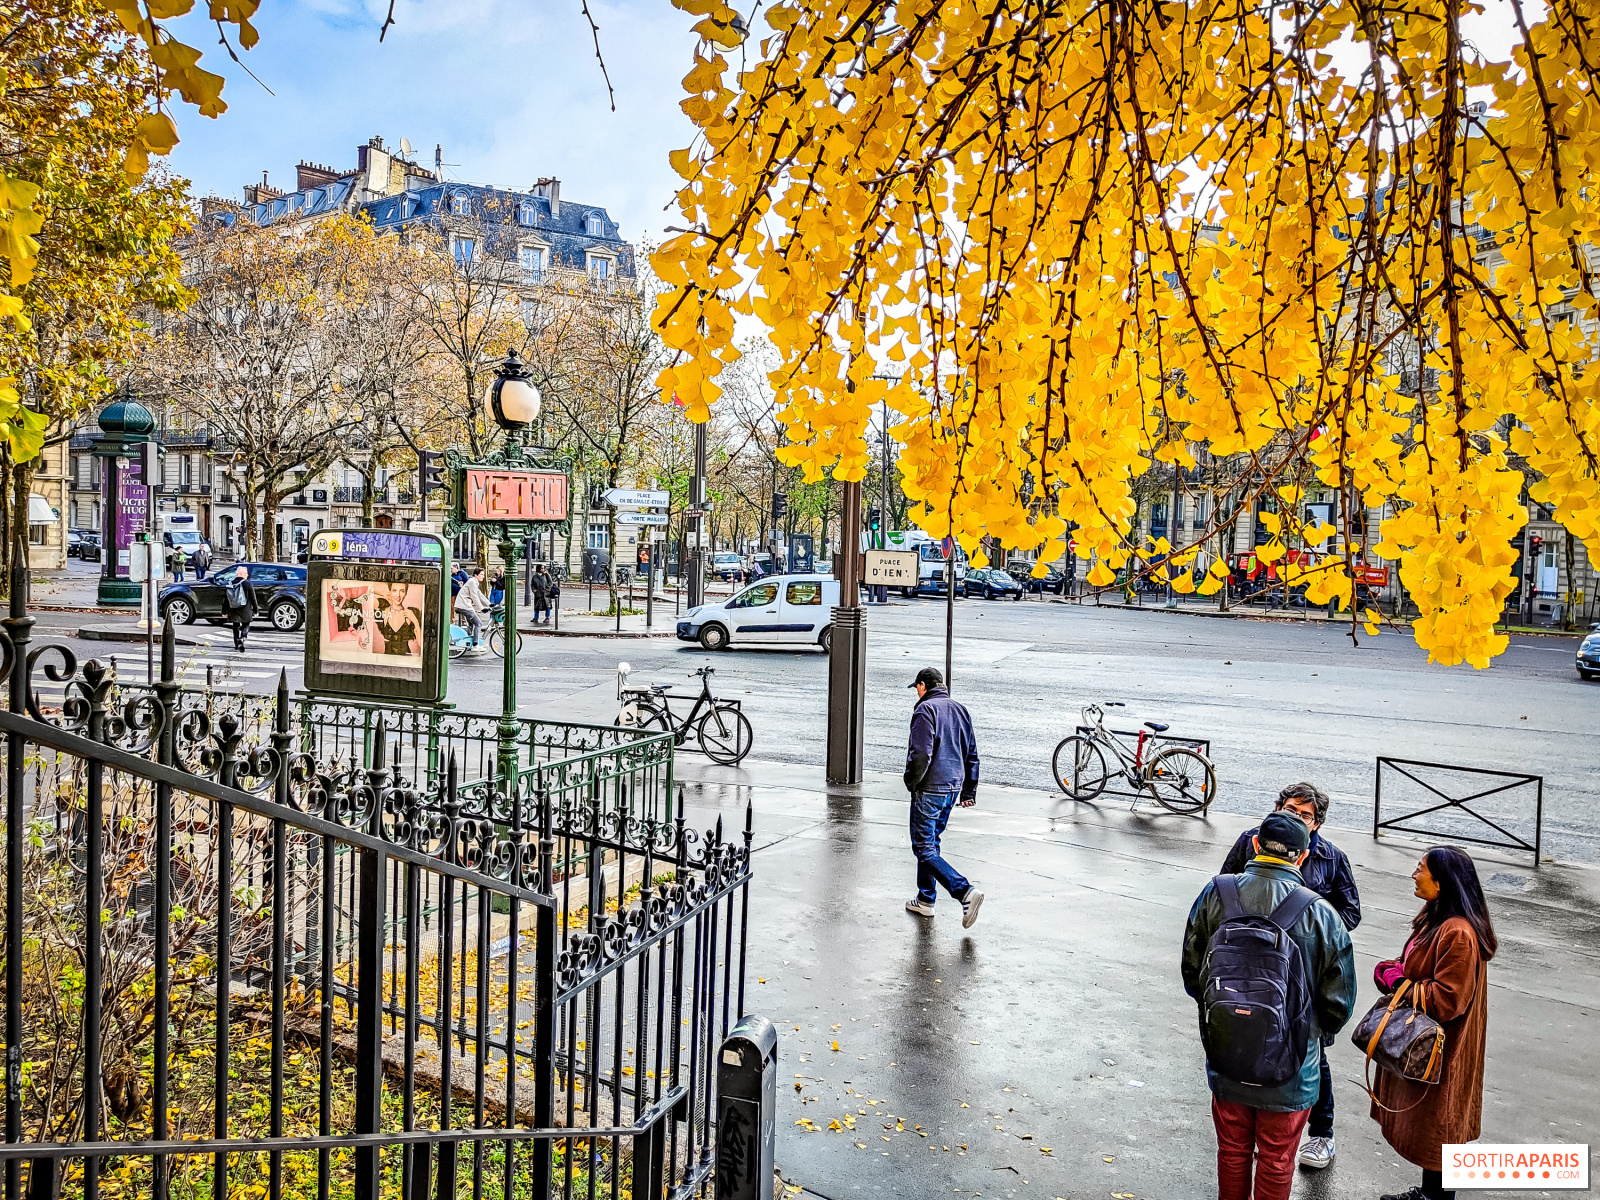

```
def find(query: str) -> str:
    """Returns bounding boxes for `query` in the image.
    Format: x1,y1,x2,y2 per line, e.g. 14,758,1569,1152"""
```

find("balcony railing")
333,486,364,503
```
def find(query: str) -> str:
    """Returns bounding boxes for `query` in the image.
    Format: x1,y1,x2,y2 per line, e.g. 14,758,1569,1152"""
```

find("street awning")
27,494,55,525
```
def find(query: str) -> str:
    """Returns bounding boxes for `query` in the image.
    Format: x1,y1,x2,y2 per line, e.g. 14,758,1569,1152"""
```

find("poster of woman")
316,578,425,682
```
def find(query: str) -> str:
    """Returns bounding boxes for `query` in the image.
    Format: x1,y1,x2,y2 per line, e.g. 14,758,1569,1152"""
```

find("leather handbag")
1350,979,1445,1109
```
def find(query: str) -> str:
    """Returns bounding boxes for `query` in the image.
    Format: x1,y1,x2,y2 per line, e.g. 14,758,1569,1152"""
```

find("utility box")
715,1014,777,1200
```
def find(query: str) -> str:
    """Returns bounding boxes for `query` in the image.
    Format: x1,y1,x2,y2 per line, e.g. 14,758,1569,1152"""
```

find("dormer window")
519,201,537,227
586,212,606,236
450,192,472,216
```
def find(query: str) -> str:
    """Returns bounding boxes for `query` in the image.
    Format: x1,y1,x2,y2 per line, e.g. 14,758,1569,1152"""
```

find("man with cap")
1181,811,1357,1200
903,666,984,928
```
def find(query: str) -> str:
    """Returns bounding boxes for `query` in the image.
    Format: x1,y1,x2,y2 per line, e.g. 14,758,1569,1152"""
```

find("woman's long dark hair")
1413,846,1498,960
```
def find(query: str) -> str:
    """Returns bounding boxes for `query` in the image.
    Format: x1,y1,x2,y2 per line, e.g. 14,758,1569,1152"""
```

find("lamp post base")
825,605,866,784
97,577,141,608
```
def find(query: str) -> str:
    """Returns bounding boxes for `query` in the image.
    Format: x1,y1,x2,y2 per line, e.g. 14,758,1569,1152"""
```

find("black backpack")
1198,875,1320,1088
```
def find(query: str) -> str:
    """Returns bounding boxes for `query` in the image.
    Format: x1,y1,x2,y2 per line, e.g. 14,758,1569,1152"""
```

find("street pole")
1167,467,1182,607
945,539,954,688
689,421,707,608
826,477,866,784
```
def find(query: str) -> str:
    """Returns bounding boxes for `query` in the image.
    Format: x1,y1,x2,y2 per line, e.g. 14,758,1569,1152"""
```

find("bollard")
715,1014,777,1200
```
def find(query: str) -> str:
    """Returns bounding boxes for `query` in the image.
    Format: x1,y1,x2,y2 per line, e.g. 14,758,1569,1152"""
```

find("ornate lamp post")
444,350,569,785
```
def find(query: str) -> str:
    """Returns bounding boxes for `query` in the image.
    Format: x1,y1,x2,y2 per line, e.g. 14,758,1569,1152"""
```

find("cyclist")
902,666,984,928
453,567,490,652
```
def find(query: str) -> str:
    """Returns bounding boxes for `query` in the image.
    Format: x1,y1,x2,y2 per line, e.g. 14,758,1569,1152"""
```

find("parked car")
962,567,1023,600
75,531,103,563
159,563,307,631
1578,627,1600,681
677,574,838,652
1005,561,1068,594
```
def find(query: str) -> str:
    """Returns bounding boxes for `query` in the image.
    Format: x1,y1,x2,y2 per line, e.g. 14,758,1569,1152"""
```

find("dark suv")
159,563,308,632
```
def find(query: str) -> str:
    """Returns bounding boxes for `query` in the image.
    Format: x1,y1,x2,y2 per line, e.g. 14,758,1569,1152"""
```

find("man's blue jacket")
904,686,980,799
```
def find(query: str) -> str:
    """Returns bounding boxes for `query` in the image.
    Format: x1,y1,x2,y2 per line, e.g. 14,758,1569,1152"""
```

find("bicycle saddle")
1144,721,1170,733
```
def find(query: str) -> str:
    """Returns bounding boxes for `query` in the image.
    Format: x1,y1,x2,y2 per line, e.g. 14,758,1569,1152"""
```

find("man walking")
1221,782,1360,1171
902,667,984,928
1182,812,1357,1200
224,564,256,653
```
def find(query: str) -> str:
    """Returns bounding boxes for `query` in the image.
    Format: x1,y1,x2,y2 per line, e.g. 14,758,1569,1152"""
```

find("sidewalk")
672,758,1598,1200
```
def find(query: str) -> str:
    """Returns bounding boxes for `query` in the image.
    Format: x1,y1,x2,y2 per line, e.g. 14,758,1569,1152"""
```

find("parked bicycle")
614,663,752,765
1052,702,1216,813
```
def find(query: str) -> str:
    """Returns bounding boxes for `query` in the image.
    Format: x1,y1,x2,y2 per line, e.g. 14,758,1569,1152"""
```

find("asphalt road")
31,585,1597,862
449,596,1598,866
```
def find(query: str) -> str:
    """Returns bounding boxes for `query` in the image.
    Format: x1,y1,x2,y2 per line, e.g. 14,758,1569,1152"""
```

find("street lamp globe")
484,349,541,429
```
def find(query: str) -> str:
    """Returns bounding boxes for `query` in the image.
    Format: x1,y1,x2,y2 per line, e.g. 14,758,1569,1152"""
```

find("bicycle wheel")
488,626,525,658
1051,735,1110,801
697,702,753,765
1143,747,1216,814
616,700,671,733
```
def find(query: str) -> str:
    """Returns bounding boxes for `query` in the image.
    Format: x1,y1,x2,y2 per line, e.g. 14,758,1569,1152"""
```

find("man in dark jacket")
903,667,983,928
531,564,554,625
1221,781,1359,1171
224,565,257,653
1183,811,1357,1200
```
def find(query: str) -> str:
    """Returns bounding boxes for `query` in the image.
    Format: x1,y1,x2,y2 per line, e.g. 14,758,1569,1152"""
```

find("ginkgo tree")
651,0,1600,668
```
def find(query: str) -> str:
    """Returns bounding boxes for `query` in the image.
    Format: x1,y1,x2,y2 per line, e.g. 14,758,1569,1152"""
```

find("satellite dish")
400,137,414,158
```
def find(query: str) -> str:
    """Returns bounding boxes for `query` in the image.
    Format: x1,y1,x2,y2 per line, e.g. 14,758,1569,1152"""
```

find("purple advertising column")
112,458,149,578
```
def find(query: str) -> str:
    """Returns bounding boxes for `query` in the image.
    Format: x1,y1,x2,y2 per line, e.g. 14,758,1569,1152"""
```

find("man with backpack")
1181,811,1357,1200
223,564,257,654
1221,782,1360,1170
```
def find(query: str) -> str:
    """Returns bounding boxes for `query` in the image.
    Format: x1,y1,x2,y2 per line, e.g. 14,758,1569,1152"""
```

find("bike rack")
1071,725,1213,805
1374,757,1543,864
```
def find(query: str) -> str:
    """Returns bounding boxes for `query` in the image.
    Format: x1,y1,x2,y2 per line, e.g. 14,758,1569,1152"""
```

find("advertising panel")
303,529,449,704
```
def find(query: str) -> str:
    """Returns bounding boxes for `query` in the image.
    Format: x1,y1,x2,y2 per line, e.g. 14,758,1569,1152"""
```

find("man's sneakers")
1298,1135,1336,1170
960,888,984,929
907,890,984,926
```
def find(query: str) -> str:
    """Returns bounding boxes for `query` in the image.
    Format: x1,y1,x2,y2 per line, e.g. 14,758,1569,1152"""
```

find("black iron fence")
0,577,749,1200
1374,756,1543,863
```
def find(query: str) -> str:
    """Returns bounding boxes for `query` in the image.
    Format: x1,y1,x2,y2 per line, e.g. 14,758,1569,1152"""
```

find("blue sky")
168,0,702,249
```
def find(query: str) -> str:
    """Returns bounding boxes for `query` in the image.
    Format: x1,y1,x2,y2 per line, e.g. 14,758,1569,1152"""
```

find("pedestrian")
1182,811,1357,1200
451,565,467,602
224,564,256,653
531,563,554,625
901,666,984,928
167,545,185,582
1372,847,1496,1200
488,567,506,608
454,567,490,650
1221,781,1360,1170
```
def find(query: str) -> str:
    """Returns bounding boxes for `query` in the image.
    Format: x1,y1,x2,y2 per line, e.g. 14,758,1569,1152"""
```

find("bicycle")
1051,702,1216,813
613,664,753,765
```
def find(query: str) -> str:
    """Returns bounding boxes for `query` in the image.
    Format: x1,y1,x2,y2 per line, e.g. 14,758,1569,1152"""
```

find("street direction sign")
864,548,919,586
615,511,669,526
605,488,670,508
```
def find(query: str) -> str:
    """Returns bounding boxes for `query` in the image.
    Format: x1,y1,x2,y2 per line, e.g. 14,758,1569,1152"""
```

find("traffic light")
419,449,447,494
772,492,787,522
867,506,881,531
1527,534,1543,568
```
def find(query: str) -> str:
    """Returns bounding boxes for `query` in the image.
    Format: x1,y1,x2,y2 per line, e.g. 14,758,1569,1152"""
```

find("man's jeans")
1309,1040,1335,1138
457,609,482,643
910,790,971,904
1211,1096,1310,1200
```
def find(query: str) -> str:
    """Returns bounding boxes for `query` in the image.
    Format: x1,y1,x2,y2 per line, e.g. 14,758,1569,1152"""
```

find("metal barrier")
1374,757,1543,863
0,577,749,1200
1072,725,1212,803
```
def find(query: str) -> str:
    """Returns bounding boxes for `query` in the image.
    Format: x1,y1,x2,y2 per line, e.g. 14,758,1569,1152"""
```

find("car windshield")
168,531,201,544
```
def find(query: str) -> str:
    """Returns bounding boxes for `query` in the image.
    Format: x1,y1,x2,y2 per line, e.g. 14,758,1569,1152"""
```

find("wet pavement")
672,758,1599,1200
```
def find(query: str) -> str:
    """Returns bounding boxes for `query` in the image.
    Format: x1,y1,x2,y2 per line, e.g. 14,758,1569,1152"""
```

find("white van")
161,512,213,572
676,574,838,652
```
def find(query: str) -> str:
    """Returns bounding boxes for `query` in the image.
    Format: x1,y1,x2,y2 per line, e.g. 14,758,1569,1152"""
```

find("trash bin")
715,1014,777,1200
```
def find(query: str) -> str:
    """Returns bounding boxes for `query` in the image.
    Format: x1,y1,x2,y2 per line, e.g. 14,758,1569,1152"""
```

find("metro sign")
463,469,569,523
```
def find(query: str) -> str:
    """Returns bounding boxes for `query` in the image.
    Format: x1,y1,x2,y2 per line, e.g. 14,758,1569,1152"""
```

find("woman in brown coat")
1375,846,1497,1200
